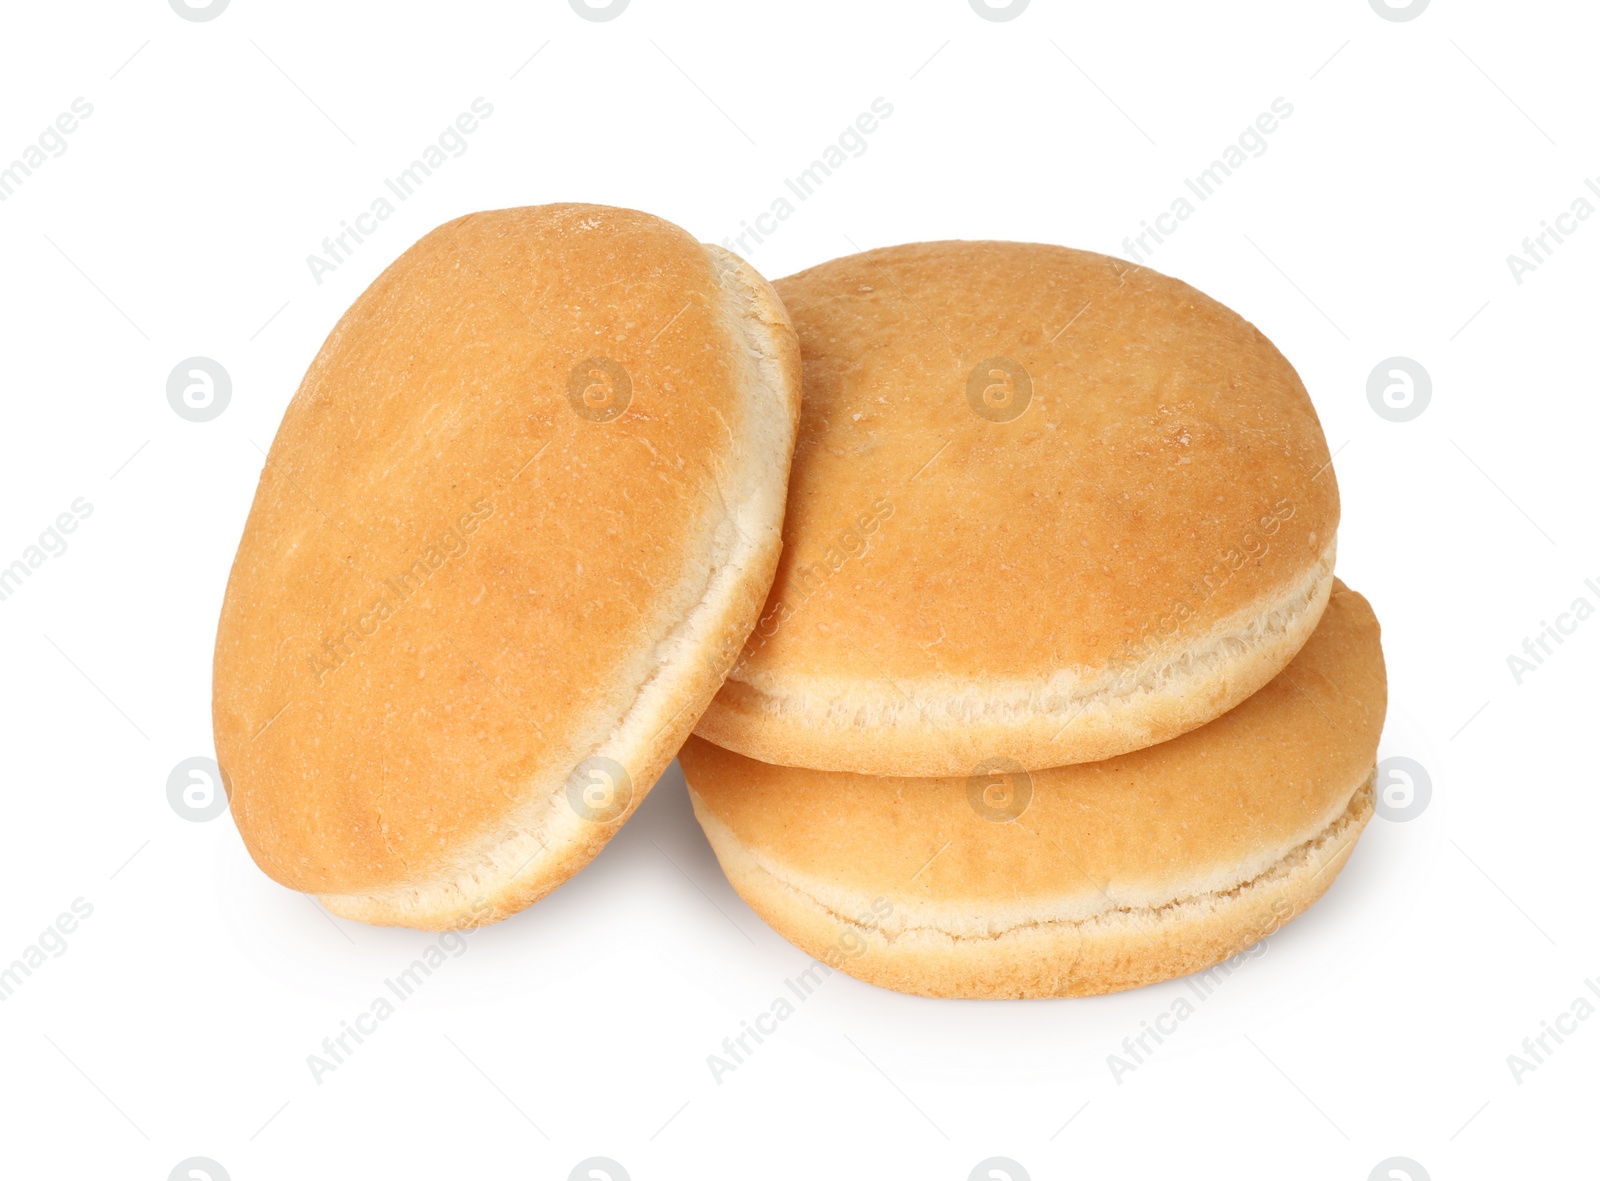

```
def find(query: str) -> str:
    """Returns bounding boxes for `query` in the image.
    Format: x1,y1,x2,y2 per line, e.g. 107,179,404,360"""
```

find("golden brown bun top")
683,582,1384,908
733,240,1337,689
214,204,798,894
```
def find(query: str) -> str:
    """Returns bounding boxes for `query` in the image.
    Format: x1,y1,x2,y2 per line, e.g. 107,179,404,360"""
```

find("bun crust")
682,582,1385,999
213,205,801,929
695,241,1339,775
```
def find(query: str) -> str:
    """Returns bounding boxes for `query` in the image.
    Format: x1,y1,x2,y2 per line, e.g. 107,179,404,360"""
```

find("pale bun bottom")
688,771,1374,1000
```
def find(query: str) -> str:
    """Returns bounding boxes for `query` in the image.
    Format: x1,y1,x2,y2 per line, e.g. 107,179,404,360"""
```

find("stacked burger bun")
682,241,1384,998
215,214,1384,999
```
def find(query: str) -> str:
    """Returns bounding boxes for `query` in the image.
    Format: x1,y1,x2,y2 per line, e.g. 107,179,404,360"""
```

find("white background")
0,1,1594,1178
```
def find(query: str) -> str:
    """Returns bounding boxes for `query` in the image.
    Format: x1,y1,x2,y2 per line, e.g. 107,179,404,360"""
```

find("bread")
681,581,1385,999
694,241,1339,775
212,204,801,930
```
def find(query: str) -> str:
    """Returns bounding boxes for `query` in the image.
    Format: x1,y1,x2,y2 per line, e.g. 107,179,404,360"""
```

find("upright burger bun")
213,204,801,930
695,241,1340,775
683,581,1386,1000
